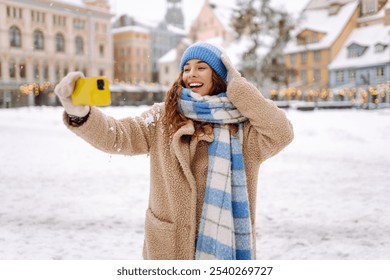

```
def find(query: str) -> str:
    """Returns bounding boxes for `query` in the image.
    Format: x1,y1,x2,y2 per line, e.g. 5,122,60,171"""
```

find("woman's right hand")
54,71,89,117
221,54,241,82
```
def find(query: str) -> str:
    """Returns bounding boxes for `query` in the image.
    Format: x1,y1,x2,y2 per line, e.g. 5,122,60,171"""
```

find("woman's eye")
183,68,190,72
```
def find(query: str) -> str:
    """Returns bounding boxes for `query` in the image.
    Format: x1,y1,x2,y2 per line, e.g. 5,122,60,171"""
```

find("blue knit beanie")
180,42,227,81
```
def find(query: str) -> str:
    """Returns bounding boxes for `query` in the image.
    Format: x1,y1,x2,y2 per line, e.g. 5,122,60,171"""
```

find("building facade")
112,0,186,84
328,0,390,104
282,0,390,107
112,25,151,84
284,0,360,92
0,0,113,108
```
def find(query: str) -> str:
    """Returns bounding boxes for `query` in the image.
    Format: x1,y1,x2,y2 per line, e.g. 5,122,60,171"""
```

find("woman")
54,42,294,260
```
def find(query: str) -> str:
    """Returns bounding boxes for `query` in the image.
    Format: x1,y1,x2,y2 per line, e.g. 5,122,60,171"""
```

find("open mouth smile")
189,83,203,88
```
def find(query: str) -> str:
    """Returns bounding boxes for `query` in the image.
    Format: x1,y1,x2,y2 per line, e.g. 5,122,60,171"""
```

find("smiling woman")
182,60,214,96
53,41,294,260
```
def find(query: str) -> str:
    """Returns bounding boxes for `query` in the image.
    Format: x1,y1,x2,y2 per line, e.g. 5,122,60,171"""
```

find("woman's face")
182,59,213,96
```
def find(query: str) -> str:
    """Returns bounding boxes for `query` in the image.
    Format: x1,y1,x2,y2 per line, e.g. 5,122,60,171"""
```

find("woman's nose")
189,69,197,77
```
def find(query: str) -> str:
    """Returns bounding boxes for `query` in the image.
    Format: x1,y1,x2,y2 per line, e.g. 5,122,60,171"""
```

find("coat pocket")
143,208,176,260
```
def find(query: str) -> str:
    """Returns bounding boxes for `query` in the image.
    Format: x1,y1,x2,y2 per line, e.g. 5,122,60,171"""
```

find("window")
376,67,384,78
290,54,296,65
9,61,16,78
314,69,321,82
20,63,26,79
347,44,367,58
55,65,61,81
9,26,22,47
99,44,104,57
301,52,307,64
75,36,84,55
300,70,307,84
53,15,66,26
375,44,387,53
55,33,65,52
33,30,44,50
31,10,45,23
312,34,318,43
349,70,356,81
73,18,85,30
314,50,321,62
33,64,40,79
336,70,344,83
365,0,376,13
99,69,104,76
7,6,22,19
43,65,49,80
348,48,360,58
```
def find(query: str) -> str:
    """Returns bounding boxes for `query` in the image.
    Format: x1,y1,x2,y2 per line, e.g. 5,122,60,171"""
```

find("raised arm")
55,71,158,156
221,54,294,162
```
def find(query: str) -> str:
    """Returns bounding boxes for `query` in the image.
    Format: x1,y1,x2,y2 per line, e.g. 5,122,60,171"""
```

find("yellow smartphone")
72,76,111,106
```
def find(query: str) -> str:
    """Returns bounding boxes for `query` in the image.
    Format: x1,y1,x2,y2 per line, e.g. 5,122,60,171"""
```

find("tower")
164,0,185,29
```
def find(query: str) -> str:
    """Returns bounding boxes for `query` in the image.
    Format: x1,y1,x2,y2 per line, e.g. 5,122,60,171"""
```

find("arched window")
33,30,44,50
9,26,22,47
55,33,65,52
75,36,84,55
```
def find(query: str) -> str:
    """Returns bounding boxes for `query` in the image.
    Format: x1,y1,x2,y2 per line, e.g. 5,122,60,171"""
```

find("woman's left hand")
221,54,241,82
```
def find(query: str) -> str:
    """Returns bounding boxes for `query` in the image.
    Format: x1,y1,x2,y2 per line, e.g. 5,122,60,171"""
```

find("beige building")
112,25,151,84
0,0,113,107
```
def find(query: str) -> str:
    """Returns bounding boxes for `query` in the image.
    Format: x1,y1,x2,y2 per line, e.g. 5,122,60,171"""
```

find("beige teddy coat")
64,76,294,260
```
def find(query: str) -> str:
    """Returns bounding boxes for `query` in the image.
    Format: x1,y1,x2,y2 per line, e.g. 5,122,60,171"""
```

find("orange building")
284,0,360,91
112,26,151,84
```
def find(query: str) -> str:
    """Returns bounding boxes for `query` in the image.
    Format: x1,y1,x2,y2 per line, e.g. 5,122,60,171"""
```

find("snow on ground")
0,106,389,260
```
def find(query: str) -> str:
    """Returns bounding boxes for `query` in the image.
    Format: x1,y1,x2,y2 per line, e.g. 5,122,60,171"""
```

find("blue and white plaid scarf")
179,88,253,260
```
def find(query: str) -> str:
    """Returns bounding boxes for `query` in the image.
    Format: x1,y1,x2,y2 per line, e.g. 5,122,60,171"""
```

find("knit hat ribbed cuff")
180,42,227,81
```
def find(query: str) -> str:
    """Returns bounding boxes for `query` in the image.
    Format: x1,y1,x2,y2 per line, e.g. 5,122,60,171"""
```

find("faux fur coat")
64,76,294,260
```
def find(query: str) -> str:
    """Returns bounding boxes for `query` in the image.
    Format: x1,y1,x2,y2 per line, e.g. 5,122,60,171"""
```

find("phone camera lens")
97,79,105,90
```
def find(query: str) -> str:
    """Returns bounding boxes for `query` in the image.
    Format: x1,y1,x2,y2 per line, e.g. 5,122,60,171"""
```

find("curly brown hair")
162,70,228,138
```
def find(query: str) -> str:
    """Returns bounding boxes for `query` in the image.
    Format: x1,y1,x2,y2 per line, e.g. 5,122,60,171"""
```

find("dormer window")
374,43,387,53
296,30,324,45
329,3,342,15
364,0,376,14
347,43,368,58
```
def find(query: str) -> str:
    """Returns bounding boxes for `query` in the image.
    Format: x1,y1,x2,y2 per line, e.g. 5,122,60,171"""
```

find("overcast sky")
109,0,311,29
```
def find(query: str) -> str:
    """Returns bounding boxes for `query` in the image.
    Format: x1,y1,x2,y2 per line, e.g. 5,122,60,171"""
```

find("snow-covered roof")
284,1,359,53
158,48,177,64
304,0,356,10
52,0,111,14
357,5,386,24
329,24,390,70
166,24,187,36
54,0,84,7
112,25,150,34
